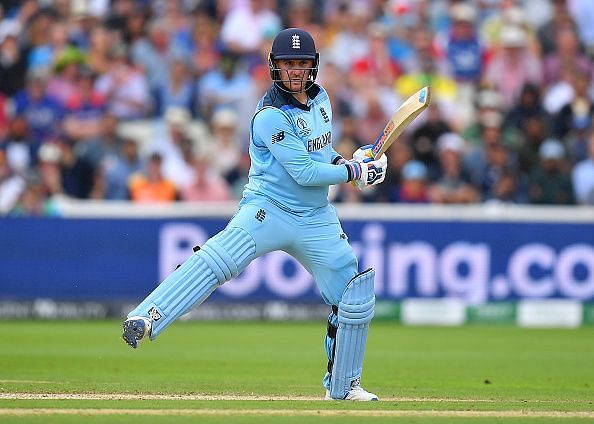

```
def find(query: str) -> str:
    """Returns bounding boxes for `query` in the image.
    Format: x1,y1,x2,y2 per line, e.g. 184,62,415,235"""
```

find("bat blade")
370,86,431,159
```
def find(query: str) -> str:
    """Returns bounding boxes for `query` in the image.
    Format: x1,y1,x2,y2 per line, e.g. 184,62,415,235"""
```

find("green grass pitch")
0,320,593,423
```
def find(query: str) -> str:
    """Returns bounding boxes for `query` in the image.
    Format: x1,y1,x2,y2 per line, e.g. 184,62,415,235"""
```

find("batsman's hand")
352,144,374,162
346,153,388,189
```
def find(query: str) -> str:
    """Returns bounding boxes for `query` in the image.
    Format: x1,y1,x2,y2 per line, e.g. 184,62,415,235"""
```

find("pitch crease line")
0,408,593,418
0,393,583,404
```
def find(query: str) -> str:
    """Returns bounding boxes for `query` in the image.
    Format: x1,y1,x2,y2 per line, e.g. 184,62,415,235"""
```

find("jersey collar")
274,83,321,111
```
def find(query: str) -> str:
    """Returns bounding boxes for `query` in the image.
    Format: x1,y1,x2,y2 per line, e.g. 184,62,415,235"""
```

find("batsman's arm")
252,108,349,186
331,148,347,165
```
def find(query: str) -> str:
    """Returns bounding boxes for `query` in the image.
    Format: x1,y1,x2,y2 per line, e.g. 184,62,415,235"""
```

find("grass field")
0,320,593,423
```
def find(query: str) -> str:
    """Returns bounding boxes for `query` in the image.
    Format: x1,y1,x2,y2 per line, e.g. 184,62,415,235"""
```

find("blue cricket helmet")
268,28,319,92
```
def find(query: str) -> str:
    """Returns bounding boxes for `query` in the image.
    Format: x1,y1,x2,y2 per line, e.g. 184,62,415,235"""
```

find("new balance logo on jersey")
292,34,300,49
255,209,266,222
271,131,285,144
148,307,162,321
320,107,329,123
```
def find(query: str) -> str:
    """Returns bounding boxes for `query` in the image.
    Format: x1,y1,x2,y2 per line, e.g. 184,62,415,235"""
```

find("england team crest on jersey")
296,117,311,137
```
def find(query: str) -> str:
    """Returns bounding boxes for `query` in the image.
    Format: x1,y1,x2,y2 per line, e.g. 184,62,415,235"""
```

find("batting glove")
352,144,374,162
345,153,388,188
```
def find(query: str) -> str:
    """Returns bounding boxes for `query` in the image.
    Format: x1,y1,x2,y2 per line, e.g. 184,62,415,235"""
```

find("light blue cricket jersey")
244,84,348,213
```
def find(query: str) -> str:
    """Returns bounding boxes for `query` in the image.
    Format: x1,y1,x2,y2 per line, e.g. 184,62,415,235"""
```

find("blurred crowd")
1,0,594,217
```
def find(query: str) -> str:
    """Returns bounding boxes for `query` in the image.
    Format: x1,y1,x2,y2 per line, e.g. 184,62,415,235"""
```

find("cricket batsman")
122,28,388,401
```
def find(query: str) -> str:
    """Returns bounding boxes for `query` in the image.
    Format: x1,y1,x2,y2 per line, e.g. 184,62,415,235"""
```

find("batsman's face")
276,59,313,92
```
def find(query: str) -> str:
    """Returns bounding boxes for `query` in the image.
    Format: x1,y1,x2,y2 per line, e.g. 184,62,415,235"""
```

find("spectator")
483,25,543,109
208,108,242,186
58,139,96,199
428,132,479,204
36,141,63,197
528,138,575,204
62,66,107,142
543,26,591,87
568,0,594,58
465,111,514,183
481,3,540,54
131,18,178,94
500,84,545,154
180,153,233,202
375,138,414,203
571,131,594,205
128,152,177,203
517,115,549,175
411,104,452,177
284,0,322,36
538,0,576,55
26,8,58,57
94,44,151,119
46,46,86,106
219,0,281,56
324,3,372,72
188,12,220,79
438,3,486,129
352,90,392,148
543,62,578,115
159,0,193,55
197,51,256,137
123,8,148,46
552,69,594,142
466,89,518,149
471,139,520,203
0,20,28,97
483,167,524,204
396,160,429,203
395,27,458,128
148,106,197,190
98,137,143,200
350,23,401,89
440,3,484,83
86,25,113,75
0,149,25,214
13,69,64,148
2,116,34,175
27,19,70,72
9,169,58,216
154,57,195,117
105,0,137,36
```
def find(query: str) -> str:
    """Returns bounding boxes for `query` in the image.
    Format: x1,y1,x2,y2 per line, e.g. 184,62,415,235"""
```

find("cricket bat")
367,86,431,159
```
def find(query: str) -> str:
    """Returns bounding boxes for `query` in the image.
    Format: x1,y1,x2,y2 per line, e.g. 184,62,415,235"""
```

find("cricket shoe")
324,385,379,401
122,316,152,348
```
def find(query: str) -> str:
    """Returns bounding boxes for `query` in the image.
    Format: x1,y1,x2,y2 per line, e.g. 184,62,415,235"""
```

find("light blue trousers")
128,194,359,388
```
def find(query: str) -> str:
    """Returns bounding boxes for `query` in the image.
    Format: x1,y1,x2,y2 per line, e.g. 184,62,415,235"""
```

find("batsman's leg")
123,200,291,348
123,226,255,347
329,268,377,401
290,204,377,400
